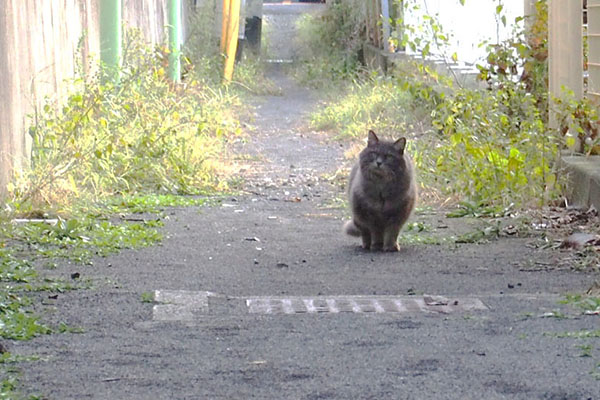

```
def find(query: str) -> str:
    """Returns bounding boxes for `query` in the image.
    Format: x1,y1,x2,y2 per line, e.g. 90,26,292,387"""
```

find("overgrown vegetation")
12,32,239,212
0,3,268,396
303,0,596,210
293,1,364,88
311,76,419,138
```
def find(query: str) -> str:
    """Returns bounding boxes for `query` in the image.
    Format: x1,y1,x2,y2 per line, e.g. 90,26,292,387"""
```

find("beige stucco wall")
0,0,177,198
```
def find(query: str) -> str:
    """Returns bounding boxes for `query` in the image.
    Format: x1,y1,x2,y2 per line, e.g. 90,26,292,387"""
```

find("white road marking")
152,290,211,321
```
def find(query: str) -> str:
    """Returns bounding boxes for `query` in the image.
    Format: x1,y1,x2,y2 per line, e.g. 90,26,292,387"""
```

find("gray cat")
344,130,417,252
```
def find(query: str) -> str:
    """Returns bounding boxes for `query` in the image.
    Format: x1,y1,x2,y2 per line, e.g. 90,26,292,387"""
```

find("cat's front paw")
371,242,383,251
383,243,399,252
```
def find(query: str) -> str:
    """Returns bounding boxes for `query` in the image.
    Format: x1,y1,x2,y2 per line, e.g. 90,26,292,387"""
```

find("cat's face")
359,130,407,181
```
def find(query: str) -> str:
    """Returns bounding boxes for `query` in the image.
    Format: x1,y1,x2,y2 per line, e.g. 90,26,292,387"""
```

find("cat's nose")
376,160,382,167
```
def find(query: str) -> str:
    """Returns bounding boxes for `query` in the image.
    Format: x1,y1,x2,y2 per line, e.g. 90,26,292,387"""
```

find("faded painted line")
152,290,212,321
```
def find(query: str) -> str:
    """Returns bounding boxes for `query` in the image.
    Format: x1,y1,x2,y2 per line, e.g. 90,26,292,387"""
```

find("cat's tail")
343,221,361,237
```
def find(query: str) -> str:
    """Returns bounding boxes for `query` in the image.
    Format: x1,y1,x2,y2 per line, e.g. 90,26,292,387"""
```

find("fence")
0,0,189,198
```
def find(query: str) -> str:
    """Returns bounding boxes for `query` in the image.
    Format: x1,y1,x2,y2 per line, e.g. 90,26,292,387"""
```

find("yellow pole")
220,0,231,53
223,0,241,83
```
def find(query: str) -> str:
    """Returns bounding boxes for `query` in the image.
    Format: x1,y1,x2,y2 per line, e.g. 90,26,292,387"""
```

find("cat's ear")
394,137,407,154
367,130,379,146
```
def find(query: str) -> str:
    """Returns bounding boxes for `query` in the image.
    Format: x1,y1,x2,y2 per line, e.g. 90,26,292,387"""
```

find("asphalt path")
13,65,600,400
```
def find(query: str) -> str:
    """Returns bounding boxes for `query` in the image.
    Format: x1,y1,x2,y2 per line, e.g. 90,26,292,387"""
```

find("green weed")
0,250,36,284
22,279,88,293
0,353,41,365
576,344,594,358
140,292,155,304
0,250,50,340
405,221,432,233
56,322,85,334
445,201,513,219
0,290,50,340
0,376,22,400
454,224,500,244
108,194,209,214
398,223,499,246
548,330,600,339
397,234,446,246
5,217,162,264
559,294,600,314
593,363,600,380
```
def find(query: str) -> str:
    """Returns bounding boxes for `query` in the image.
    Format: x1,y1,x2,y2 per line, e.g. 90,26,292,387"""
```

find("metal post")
168,0,182,82
100,0,122,82
223,0,241,83
221,0,231,53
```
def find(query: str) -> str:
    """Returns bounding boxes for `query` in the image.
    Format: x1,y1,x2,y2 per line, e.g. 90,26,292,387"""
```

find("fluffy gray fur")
344,130,417,252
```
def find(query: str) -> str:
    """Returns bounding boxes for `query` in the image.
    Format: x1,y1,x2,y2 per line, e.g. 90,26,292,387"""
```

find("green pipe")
168,0,182,82
100,0,122,83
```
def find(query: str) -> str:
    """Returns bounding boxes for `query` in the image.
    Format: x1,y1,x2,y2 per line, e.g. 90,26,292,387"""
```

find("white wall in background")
404,0,525,65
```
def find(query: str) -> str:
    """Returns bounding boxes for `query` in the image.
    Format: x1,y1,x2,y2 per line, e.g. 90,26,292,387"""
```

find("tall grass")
310,75,422,139
8,15,263,214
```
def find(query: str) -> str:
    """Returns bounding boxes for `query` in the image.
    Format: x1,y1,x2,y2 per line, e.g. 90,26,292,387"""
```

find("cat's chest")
366,184,400,211
379,193,401,213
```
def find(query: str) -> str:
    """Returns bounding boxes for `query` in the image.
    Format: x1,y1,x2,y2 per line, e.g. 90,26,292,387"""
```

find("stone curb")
561,153,600,210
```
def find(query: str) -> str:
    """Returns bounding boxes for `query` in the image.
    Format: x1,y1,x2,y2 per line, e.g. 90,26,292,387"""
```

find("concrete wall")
0,0,178,198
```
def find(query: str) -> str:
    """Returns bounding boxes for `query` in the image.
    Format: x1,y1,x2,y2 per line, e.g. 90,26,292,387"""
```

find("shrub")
311,0,564,208
10,30,242,211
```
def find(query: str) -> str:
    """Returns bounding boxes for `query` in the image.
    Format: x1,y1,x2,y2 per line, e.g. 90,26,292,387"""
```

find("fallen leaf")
249,360,267,365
